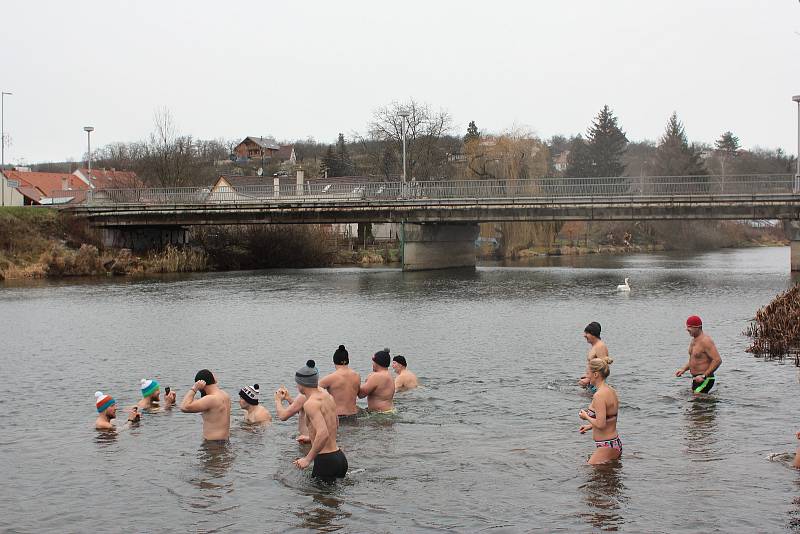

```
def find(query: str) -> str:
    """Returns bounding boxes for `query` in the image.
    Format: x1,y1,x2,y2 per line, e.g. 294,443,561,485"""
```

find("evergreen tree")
586,105,628,178
653,112,707,177
565,135,593,178
321,145,338,177
335,133,353,176
464,121,480,143
714,131,740,156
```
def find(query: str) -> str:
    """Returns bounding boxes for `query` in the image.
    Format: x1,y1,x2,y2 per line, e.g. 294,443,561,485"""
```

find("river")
1,247,799,533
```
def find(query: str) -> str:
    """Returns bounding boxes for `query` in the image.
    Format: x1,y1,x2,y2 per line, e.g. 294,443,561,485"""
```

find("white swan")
616,278,631,291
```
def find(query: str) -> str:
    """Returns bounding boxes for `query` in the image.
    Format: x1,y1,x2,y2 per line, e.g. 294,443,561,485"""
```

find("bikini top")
586,407,617,420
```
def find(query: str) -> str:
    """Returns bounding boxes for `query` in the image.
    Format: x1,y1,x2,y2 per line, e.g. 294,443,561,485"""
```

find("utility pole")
1,91,12,206
84,126,94,173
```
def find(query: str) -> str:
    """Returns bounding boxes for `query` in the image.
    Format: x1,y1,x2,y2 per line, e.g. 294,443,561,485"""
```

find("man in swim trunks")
180,369,231,441
578,322,609,390
358,348,395,412
675,315,722,394
391,355,419,390
291,360,348,483
319,345,361,418
239,383,271,424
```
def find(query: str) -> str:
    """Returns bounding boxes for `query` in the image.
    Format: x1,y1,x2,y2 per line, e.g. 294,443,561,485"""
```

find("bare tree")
368,99,453,180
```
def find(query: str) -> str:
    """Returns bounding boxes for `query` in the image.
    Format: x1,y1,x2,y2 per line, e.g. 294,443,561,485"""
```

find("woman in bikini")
578,356,621,465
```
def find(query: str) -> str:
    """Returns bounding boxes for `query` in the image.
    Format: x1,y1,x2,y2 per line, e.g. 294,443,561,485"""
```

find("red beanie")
686,315,703,327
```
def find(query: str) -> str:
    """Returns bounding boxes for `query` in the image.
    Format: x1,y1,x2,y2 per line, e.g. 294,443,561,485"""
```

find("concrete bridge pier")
401,222,479,271
786,221,800,272
101,226,189,252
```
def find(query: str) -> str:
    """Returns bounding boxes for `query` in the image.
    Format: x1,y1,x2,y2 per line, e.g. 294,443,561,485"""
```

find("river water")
2,247,799,533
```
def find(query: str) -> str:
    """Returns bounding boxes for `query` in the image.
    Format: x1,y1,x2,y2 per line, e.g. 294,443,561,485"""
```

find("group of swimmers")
576,314,723,464
93,345,418,482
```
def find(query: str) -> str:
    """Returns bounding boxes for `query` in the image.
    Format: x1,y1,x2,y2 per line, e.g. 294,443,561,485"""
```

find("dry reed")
743,284,800,364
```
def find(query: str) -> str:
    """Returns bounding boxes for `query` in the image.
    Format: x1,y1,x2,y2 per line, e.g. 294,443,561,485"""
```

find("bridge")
66,174,800,271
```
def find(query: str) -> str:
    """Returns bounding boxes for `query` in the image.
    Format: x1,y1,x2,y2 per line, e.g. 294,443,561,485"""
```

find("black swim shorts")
691,374,715,394
312,449,348,482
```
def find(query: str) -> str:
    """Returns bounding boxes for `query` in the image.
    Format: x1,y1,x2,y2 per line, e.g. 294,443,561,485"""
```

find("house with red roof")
73,168,142,189
2,169,88,205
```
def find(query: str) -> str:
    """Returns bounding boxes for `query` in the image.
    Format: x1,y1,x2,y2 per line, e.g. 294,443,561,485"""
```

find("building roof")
3,170,88,198
74,168,142,189
242,137,281,150
16,186,43,204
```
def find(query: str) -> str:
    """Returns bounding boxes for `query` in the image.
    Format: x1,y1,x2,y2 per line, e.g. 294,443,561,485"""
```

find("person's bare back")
180,370,231,441
359,370,395,411
320,367,361,416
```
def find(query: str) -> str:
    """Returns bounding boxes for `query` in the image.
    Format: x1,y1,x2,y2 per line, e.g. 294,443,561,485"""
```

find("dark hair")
194,369,215,396
392,355,407,367
584,321,602,338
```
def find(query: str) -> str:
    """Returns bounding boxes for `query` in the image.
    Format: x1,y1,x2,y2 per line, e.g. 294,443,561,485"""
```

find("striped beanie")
239,384,260,405
140,378,160,398
95,391,115,413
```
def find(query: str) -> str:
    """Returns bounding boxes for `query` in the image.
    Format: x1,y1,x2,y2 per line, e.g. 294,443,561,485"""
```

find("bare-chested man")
238,383,271,424
180,369,231,441
578,322,609,389
392,355,418,390
358,349,395,412
94,391,139,430
291,360,348,482
675,315,722,394
319,345,361,418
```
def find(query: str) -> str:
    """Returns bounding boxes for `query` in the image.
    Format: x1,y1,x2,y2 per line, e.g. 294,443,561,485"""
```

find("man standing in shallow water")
180,369,231,441
292,360,348,482
319,345,361,418
392,355,418,390
358,348,395,412
578,322,609,390
675,315,722,394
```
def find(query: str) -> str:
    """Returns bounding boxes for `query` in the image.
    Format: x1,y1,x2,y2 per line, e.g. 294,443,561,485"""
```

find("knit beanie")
239,384,260,405
333,344,349,365
295,360,319,387
392,355,407,367
95,391,115,413
373,348,391,368
140,378,160,398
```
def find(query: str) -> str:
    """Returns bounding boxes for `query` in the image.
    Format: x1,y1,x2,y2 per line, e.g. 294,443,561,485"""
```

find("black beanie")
584,322,602,338
333,344,349,365
373,348,391,368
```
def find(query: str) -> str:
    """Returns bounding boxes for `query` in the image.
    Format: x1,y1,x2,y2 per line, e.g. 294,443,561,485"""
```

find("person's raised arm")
319,374,333,391
180,381,215,413
275,390,306,421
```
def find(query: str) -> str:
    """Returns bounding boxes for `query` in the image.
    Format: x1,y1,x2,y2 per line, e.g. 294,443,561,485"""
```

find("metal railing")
64,174,796,207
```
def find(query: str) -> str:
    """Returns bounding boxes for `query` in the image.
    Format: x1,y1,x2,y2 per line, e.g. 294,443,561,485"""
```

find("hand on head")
194,380,207,391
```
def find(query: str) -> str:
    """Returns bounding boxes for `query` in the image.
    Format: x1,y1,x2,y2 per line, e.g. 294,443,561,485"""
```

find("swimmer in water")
578,356,621,465
135,378,174,410
578,322,609,392
275,378,311,443
358,348,395,412
392,355,418,391
291,359,348,482
238,383,271,424
95,391,139,430
674,315,722,394
794,431,800,469
180,369,231,441
319,345,361,418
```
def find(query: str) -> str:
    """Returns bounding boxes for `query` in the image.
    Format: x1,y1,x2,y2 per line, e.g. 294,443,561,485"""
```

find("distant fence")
56,174,797,206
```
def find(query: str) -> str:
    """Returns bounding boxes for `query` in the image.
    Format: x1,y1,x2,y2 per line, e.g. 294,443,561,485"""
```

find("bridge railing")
71,174,795,206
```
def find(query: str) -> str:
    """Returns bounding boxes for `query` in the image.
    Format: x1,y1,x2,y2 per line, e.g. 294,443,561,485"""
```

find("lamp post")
793,95,800,193
83,126,94,173
399,110,409,188
1,91,12,207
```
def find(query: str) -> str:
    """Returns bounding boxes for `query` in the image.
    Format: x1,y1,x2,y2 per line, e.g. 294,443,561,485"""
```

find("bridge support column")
786,221,800,272
101,226,189,252
402,222,479,271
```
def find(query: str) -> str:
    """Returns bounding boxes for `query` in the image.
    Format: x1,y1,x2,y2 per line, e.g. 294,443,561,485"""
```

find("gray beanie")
295,359,319,387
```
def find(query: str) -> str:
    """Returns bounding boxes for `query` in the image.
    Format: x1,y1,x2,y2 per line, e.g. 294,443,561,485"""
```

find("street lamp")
1,91,12,207
399,110,409,187
793,95,800,193
84,126,94,173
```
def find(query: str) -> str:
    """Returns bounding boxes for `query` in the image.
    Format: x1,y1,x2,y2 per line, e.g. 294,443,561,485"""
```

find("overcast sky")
1,0,799,164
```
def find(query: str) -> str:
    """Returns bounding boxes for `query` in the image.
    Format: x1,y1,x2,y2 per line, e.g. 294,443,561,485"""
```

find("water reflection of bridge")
66,174,800,271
